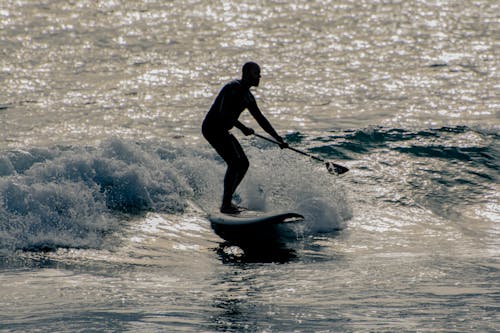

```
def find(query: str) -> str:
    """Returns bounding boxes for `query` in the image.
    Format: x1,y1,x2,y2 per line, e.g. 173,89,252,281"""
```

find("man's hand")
242,126,255,136
277,137,289,149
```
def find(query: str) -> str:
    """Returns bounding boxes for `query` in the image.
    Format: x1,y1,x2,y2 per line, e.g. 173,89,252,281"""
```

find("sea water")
0,0,498,332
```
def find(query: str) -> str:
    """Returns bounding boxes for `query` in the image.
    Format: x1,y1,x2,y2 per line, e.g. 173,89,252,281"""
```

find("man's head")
242,62,261,87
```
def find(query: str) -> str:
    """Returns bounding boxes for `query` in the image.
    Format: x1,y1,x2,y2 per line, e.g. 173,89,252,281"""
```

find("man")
202,62,288,214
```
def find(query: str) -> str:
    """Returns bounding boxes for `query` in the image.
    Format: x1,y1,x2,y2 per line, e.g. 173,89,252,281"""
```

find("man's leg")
204,131,249,212
221,135,249,211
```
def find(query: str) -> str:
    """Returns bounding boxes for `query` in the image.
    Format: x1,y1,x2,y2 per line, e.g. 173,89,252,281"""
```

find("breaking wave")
0,137,352,252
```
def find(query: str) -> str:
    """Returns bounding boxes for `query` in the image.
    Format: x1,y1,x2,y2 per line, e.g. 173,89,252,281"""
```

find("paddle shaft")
253,132,349,175
253,133,326,163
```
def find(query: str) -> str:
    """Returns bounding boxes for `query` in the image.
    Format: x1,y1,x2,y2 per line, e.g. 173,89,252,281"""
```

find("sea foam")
0,137,352,251
0,139,197,251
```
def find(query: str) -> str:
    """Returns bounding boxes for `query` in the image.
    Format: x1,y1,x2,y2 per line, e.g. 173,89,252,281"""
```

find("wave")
307,125,498,174
0,138,351,252
0,139,208,251
302,125,498,219
5,125,493,253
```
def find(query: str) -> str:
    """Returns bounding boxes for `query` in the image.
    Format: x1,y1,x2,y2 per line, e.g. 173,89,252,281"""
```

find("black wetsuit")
202,79,281,209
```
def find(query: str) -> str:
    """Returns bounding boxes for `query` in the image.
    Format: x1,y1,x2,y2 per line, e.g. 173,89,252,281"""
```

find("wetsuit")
202,79,282,210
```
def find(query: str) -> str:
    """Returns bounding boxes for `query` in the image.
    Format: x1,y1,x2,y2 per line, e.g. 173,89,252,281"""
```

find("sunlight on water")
1,0,498,147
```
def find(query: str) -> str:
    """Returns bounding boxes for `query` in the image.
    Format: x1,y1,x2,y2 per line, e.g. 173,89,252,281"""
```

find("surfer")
202,62,288,214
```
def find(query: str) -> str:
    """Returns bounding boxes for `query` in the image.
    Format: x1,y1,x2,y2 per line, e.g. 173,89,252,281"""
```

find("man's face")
249,66,261,87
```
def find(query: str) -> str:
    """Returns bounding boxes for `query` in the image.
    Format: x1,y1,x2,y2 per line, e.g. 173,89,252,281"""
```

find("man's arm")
234,121,254,136
248,103,287,147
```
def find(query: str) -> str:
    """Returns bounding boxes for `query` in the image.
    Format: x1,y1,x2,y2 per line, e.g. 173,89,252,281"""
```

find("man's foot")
220,203,246,214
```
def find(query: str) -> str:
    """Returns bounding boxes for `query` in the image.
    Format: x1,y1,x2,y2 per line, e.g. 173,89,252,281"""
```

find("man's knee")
239,155,249,171
230,156,249,173
226,154,246,166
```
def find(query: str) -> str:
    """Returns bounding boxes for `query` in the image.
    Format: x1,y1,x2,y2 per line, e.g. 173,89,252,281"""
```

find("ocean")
0,0,498,332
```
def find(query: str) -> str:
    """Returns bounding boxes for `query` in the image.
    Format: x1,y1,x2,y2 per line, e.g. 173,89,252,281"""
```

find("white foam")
0,138,352,251
237,146,352,233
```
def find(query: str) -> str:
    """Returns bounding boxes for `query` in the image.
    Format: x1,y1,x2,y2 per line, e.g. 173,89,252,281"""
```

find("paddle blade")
326,162,349,175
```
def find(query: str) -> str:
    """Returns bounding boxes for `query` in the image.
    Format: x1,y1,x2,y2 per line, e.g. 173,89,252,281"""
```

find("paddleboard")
209,210,304,245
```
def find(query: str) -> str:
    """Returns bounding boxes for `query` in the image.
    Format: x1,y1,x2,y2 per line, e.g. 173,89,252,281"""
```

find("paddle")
254,133,349,175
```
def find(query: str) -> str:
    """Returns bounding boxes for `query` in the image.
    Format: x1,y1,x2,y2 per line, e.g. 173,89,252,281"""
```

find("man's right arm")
234,121,254,136
248,103,287,148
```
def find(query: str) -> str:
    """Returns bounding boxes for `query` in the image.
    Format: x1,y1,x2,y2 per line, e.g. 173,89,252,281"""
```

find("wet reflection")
209,242,296,332
216,241,297,264
209,235,347,332
210,270,259,331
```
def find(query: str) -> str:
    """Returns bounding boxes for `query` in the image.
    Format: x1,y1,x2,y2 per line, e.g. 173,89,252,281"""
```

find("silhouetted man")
202,62,288,214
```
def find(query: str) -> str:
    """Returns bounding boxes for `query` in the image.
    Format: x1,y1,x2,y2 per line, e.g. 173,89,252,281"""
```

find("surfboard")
209,210,304,245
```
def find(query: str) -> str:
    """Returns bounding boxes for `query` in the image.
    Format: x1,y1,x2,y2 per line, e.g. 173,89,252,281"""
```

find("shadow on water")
214,228,344,265
215,241,298,264
209,232,346,332
209,241,302,332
